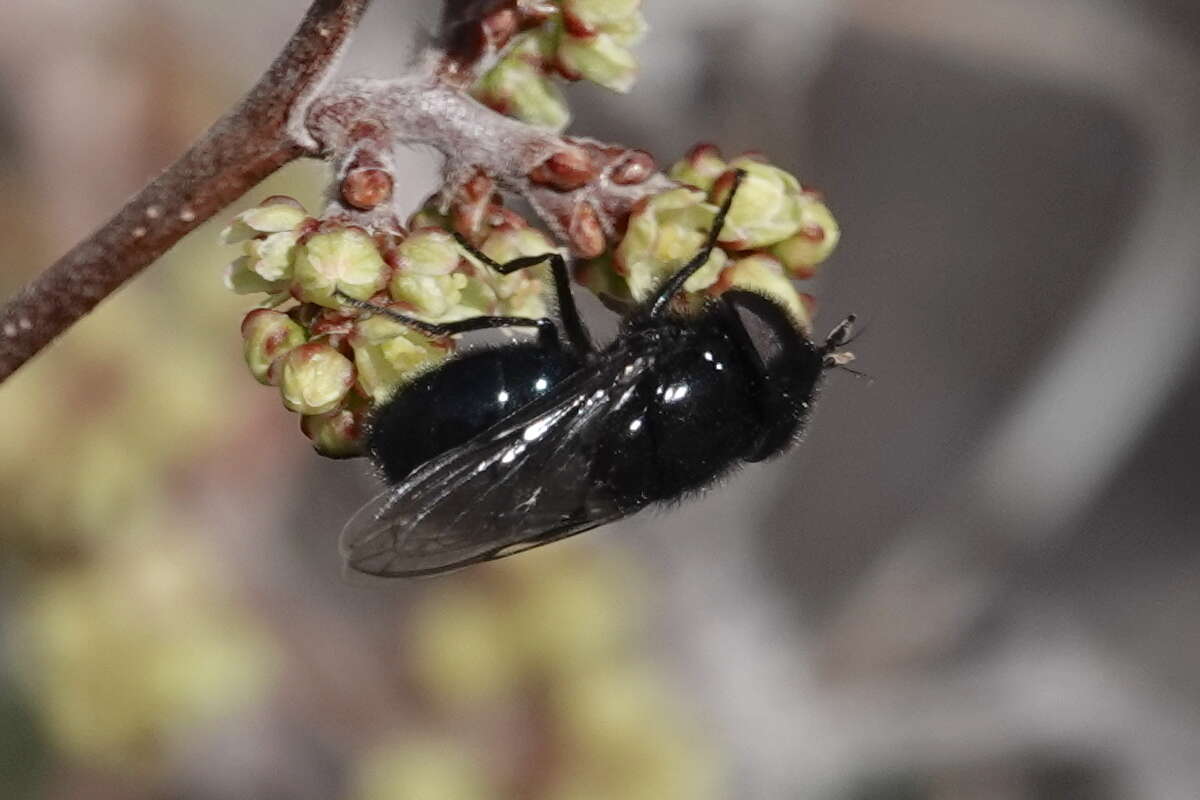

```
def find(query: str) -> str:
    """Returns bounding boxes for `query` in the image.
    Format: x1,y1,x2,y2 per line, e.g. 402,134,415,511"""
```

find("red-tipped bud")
279,342,356,415
241,309,307,385
668,144,727,192
341,168,394,211
529,147,597,191
568,202,607,258
301,395,369,459
611,150,656,186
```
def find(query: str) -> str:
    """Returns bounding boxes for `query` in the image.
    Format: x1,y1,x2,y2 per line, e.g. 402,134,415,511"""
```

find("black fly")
337,171,854,577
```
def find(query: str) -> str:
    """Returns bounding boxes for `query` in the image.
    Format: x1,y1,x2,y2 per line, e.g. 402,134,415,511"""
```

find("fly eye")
734,304,785,365
725,290,802,368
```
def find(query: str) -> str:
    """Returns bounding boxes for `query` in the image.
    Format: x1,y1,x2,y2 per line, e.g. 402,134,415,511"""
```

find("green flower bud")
388,229,475,319
352,314,413,347
241,309,307,385
220,201,307,244
599,11,648,46
562,0,648,50
616,187,728,302
504,286,549,319
573,253,634,311
456,272,503,317
300,394,368,459
476,36,570,131
668,144,728,192
279,342,355,415
293,228,389,309
244,230,300,282
712,158,810,249
564,0,643,31
712,254,812,331
390,273,470,319
351,316,451,405
769,199,840,278
556,33,639,93
394,229,461,275
477,228,554,318
479,226,556,265
408,204,451,231
224,256,286,296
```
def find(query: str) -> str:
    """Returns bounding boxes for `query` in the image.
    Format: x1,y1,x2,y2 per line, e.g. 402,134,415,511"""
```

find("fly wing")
341,355,652,578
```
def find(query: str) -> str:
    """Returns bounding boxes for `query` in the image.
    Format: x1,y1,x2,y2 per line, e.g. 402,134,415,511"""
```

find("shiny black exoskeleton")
368,342,582,485
339,171,853,577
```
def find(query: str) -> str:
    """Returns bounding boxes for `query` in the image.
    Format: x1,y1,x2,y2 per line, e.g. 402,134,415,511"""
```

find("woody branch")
0,0,672,384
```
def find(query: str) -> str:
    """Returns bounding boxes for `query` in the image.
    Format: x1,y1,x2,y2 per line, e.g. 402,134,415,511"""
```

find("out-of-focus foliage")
14,531,276,770
0,168,318,774
350,544,723,799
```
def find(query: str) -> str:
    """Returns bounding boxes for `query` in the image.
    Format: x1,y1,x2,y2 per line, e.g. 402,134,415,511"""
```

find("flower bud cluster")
472,0,647,129
578,144,841,330
223,194,556,458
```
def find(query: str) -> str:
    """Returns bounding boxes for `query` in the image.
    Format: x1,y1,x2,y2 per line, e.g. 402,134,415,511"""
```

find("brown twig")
0,0,371,383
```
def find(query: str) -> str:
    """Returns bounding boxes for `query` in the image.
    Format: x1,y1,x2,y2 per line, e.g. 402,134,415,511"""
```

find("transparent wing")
340,355,653,578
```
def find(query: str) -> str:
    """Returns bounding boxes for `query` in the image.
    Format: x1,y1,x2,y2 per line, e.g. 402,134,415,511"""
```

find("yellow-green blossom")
388,230,474,319
244,230,300,282
394,229,462,275
300,394,368,459
713,157,811,249
616,187,728,301
475,34,570,131
575,251,634,305
293,228,389,308
279,342,356,414
390,273,472,319
769,199,841,278
668,145,728,193
557,33,639,93
351,315,450,405
477,227,554,318
240,308,306,385
224,256,285,296
219,202,306,244
563,0,643,32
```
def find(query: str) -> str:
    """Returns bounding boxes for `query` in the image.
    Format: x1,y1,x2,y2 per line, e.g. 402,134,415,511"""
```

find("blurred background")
2,0,1200,797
